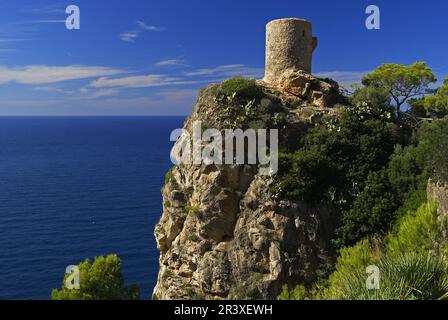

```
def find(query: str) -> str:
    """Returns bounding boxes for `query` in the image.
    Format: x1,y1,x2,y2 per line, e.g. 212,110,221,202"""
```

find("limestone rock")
152,77,340,300
275,69,340,108
427,180,448,237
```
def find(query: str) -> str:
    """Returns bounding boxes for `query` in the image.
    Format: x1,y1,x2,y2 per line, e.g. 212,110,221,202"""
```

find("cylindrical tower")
264,18,317,84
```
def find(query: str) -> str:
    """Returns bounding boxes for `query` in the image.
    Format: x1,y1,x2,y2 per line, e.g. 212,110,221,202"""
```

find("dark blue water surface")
0,116,185,300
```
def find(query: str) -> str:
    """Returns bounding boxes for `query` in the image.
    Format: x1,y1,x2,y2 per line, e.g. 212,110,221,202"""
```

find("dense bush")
278,285,309,300
387,202,443,256
325,252,448,300
273,99,398,246
220,77,264,101
51,255,140,300
417,118,448,183
334,170,400,247
322,202,448,300
276,64,448,301
273,150,340,204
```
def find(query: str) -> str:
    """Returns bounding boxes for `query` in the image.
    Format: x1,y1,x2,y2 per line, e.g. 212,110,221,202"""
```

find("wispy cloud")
120,31,140,42
90,74,197,89
185,64,264,79
22,3,66,14
155,59,187,67
32,20,65,24
120,20,164,42
0,65,125,85
76,89,119,100
33,85,75,95
136,20,165,32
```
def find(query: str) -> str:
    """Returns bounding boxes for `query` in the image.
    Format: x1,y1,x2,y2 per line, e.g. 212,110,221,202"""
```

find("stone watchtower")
264,18,318,84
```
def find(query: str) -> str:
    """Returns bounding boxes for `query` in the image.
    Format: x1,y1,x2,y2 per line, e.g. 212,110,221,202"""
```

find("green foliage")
350,85,393,117
278,285,309,300
51,255,140,300
323,201,448,300
387,145,427,200
363,62,437,112
220,77,264,101
394,187,428,220
422,78,448,116
188,234,199,242
387,202,443,256
323,239,379,299
417,118,448,182
274,104,396,207
334,170,400,248
325,251,448,300
273,150,339,203
186,205,201,217
164,167,175,186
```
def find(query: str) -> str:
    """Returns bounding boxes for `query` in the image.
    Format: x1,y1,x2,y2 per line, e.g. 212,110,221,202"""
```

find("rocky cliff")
427,180,448,238
153,71,341,300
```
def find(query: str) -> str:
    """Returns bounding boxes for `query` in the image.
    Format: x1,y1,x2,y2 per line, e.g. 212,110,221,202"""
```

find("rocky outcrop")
153,72,341,300
427,180,448,237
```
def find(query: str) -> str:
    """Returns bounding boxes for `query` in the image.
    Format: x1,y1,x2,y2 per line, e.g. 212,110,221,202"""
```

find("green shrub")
164,167,175,186
418,118,448,183
387,202,443,256
220,77,264,101
334,170,400,248
51,255,140,300
387,145,427,200
186,205,201,217
324,201,448,300
394,187,427,221
278,285,309,300
272,150,340,204
325,252,448,300
324,239,379,299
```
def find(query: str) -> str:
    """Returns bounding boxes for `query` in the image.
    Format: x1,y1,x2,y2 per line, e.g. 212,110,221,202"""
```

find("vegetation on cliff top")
279,62,448,300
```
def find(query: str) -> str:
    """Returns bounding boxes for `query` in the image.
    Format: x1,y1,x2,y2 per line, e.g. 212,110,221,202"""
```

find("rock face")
153,73,341,300
427,180,448,237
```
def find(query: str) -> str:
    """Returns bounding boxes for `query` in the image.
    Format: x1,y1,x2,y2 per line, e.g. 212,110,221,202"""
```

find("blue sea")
0,116,185,300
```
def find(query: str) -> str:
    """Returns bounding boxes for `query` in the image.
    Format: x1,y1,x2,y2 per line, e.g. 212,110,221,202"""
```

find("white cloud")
136,20,164,31
77,89,119,99
90,74,197,89
33,20,66,23
22,3,66,14
120,31,140,42
33,85,74,95
120,21,164,42
185,64,264,79
72,89,198,115
155,59,186,67
0,65,124,85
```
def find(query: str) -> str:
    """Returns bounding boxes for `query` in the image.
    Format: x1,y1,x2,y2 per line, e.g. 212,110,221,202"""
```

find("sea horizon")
0,116,184,299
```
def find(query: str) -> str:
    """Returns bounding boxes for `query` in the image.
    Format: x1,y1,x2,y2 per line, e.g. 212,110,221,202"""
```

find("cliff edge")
153,71,342,300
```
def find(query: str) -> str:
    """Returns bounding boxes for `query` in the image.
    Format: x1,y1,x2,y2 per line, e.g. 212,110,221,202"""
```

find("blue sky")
0,0,446,116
